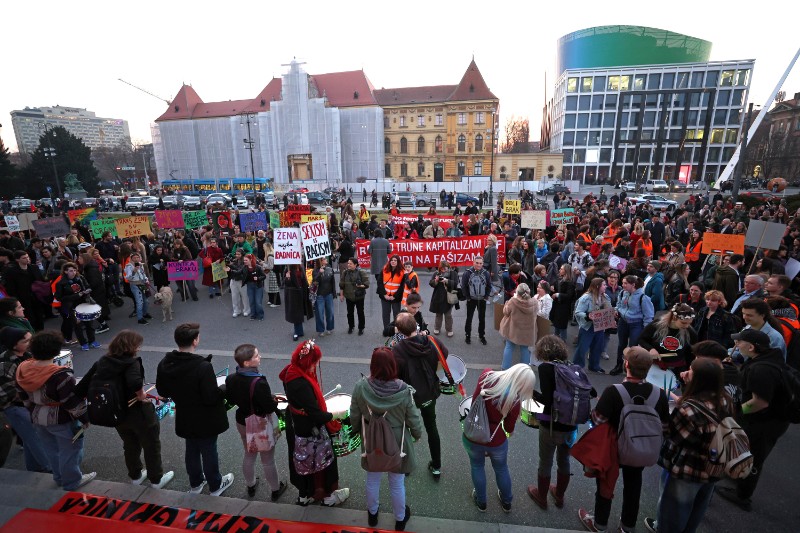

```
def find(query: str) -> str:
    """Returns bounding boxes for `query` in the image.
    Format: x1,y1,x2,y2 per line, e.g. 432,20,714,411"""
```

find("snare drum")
458,396,472,421
326,394,361,457
275,394,288,430
520,399,544,429
436,355,467,395
75,303,102,322
144,384,174,420
54,349,73,370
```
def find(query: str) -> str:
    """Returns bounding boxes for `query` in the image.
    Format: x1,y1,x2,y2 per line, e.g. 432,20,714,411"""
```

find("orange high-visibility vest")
685,241,703,262
637,239,653,259
402,271,419,306
50,276,62,308
602,227,617,246
383,270,403,299
578,232,592,245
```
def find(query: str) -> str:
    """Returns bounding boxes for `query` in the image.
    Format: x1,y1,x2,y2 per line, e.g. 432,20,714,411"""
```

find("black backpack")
87,375,128,427
404,353,440,407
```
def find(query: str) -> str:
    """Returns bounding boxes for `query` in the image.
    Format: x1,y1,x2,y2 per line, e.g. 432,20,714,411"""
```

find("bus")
160,178,272,196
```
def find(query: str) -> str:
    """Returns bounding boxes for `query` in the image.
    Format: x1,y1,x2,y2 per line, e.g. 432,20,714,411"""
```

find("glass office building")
541,26,754,185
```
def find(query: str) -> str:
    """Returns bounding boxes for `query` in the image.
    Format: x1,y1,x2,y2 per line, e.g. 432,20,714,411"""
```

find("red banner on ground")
356,236,506,269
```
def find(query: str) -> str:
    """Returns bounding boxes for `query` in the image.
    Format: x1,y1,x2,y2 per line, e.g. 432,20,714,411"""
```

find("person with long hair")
685,230,704,282
428,259,459,337
55,262,100,351
463,364,535,512
645,358,732,533
77,330,174,488
380,255,405,330
499,283,538,369
243,254,266,321
692,290,737,348
279,340,350,506
639,303,699,375
573,277,612,373
534,280,553,319
665,263,691,308
284,265,313,341
550,264,576,341
262,241,281,308
350,347,422,531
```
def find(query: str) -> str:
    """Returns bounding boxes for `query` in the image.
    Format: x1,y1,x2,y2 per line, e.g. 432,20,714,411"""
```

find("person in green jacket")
0,298,36,334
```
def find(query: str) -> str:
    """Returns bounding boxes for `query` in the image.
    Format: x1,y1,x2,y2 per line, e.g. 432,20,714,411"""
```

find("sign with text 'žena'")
300,219,330,262
274,228,302,264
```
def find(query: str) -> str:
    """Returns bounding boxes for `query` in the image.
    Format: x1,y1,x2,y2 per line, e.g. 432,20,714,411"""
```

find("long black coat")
429,268,460,314
81,261,109,319
284,270,313,325
550,279,576,330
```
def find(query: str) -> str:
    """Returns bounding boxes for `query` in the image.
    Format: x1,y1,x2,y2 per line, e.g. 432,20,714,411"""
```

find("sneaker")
247,478,259,497
233,313,240,317
189,480,206,494
472,489,487,512
433,330,440,335
395,505,411,531
578,509,604,532
319,331,326,337
90,342,101,349
716,486,752,512
95,325,110,334
65,339,79,346
296,495,314,506
76,472,97,488
131,470,147,485
497,489,511,513
143,314,153,319
322,487,350,506
480,337,487,345
80,344,90,351
428,461,441,480
270,481,288,502
210,473,234,496
138,319,149,325
368,506,379,527
152,471,174,489
326,330,334,336
242,312,249,317
447,331,454,337
465,335,471,344
601,352,610,360
643,518,658,533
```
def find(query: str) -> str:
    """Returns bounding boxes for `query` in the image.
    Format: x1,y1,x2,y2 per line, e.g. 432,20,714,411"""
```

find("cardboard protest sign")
744,220,786,251
608,254,628,271
16,213,38,232
114,216,151,238
785,258,800,281
269,211,280,229
32,217,70,239
211,261,228,282
67,208,97,224
590,307,617,332
182,210,207,230
167,260,199,281
701,233,745,255
280,204,312,227
89,218,118,239
549,208,575,226
503,200,521,215
300,219,331,262
520,210,547,229
154,210,185,229
4,216,20,232
274,228,302,264
300,214,327,224
212,211,233,236
239,212,268,233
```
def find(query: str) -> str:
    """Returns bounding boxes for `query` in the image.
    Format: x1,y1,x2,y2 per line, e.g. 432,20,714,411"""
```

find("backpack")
467,269,487,300
361,403,405,472
87,375,128,427
545,260,560,288
776,318,800,371
754,360,800,424
615,384,663,467
685,400,753,479
463,391,504,444
404,353,440,407
550,361,593,426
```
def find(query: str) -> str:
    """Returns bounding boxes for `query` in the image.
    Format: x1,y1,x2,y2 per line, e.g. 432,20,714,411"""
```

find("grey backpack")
361,404,405,473
463,391,504,444
615,384,663,467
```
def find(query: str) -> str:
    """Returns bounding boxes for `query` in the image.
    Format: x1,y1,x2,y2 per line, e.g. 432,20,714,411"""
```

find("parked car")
621,182,640,192
537,184,571,196
395,191,437,208
142,196,160,210
182,196,202,209
286,192,309,205
629,194,678,212
668,181,687,193
36,198,53,208
234,196,249,209
10,198,34,212
454,192,479,206
306,191,332,205
642,179,669,192
126,197,144,211
163,195,180,209
205,194,232,208
288,187,309,194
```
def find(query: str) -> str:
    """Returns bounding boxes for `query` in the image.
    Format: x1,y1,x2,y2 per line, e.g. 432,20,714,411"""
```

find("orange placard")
701,233,745,255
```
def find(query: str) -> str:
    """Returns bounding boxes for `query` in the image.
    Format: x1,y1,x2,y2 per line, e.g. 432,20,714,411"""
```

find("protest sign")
4,216,20,232
608,254,628,271
32,217,70,239
239,212,268,233
16,213,38,231
114,216,151,238
211,261,228,282
274,228,302,264
89,218,118,239
701,233,745,255
167,260,199,281
590,307,617,332
67,208,97,224
389,213,469,231
520,210,547,229
212,211,233,236
786,258,800,281
503,200,521,215
154,210,185,229
300,214,327,224
549,208,575,226
744,220,785,251
300,219,331,262
280,204,312,227
269,211,280,229
182,210,207,230
356,235,506,269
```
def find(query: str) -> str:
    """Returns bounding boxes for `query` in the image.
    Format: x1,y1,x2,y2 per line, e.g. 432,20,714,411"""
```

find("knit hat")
0,327,29,351
649,260,662,270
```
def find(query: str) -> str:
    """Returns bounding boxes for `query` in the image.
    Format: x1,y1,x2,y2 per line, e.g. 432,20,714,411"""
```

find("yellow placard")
114,216,151,238
300,214,327,225
503,200,521,215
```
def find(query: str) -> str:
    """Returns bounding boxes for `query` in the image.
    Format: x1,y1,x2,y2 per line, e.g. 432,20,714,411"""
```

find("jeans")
185,436,221,491
293,322,304,337
3,405,50,472
207,284,220,297
366,471,406,520
131,285,150,320
537,427,572,478
501,340,531,370
346,298,365,331
247,284,264,319
236,423,279,490
420,401,441,469
381,298,401,328
616,319,644,366
465,299,487,338
315,293,334,332
573,327,605,370
656,470,716,533
594,465,644,530
737,418,789,499
115,402,164,483
462,435,512,505
230,279,250,316
434,309,453,333
553,327,567,341
36,421,85,490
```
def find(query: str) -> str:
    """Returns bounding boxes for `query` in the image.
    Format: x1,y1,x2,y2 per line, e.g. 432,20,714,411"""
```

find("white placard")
16,213,39,231
4,216,20,232
300,219,331,262
744,220,786,251
520,210,547,229
274,228,302,265
786,258,800,281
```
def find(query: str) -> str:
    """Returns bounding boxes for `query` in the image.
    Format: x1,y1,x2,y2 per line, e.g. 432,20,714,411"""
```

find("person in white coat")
534,281,553,319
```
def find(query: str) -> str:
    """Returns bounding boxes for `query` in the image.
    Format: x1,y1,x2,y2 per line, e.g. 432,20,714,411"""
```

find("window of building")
723,147,736,161
475,112,485,124
435,114,443,126
736,69,750,86
579,95,591,111
600,148,612,163
645,94,659,108
417,136,425,153
457,113,466,125
601,130,614,144
577,113,590,128
688,110,698,125
418,162,425,176
608,75,630,91
581,77,593,92
474,161,483,175
720,70,735,86
677,72,689,89
646,73,661,90
435,135,443,153
717,90,731,107
400,137,408,153
603,113,615,128
729,110,740,125
662,72,675,89
590,113,603,128
399,163,408,176
457,134,466,152
714,110,728,126
565,113,576,128
707,147,720,162
705,71,719,88
641,130,654,141
385,163,391,177
671,111,684,127
457,161,466,176
591,95,604,110
710,128,724,143
725,129,738,143
574,149,586,163
417,115,425,126
384,137,391,153
634,75,646,90
566,96,578,111
588,131,601,146
475,134,483,151
384,115,390,128
575,131,588,145
690,72,704,88
732,89,745,106
567,77,578,93
399,115,406,127
562,149,573,163
562,131,575,145
644,111,656,127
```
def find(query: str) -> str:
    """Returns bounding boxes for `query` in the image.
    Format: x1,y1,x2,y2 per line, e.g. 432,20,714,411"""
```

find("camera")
135,262,141,267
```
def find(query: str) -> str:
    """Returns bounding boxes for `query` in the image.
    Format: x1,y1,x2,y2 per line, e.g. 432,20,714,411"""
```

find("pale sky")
2,0,799,154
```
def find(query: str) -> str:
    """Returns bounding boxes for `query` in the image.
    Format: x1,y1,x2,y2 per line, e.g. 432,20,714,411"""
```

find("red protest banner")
280,204,313,227
390,213,469,230
356,236,506,269
154,210,184,229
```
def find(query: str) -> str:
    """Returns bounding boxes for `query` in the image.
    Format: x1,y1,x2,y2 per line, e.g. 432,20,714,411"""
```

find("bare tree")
500,116,530,153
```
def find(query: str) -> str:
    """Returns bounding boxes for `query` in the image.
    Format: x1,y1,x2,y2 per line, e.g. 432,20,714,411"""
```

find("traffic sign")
121,166,135,171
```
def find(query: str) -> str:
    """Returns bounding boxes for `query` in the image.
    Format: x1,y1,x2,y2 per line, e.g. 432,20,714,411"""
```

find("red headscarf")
279,340,340,433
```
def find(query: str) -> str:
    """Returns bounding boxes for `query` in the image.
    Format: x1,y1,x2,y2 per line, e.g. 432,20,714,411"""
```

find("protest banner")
182,210,207,229
300,219,331,262
389,213,469,231
16,213,38,231
701,233,745,255
211,261,228,282
356,235,506,269
274,228,302,264
4,216,20,232
114,216,151,238
503,199,521,215
280,204,312,226
239,212,268,233
67,208,97,224
549,208,575,226
32,217,70,239
608,254,628,271
154,210,185,229
89,218,118,239
590,307,617,332
167,260,199,281
520,210,547,229
744,220,785,251
212,211,233,236
269,211,280,229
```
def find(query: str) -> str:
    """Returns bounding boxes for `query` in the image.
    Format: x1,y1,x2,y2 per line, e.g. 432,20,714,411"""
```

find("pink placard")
155,210,185,229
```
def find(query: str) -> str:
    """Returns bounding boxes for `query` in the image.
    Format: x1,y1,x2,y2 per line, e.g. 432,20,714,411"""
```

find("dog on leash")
153,286,174,322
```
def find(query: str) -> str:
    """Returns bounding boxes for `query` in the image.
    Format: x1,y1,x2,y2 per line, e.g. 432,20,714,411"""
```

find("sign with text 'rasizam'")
300,219,330,262
274,228,302,264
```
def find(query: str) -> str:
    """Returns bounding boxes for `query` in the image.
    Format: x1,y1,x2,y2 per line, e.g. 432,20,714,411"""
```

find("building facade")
747,92,800,180
540,26,754,185
11,106,131,154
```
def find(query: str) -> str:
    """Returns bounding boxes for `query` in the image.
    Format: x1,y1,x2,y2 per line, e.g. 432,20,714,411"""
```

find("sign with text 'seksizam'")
300,219,330,262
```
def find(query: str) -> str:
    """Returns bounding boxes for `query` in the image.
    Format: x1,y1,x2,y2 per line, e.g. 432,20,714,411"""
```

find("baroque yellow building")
375,60,499,182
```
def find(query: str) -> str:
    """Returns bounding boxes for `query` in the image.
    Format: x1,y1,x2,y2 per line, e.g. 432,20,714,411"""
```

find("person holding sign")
573,278,612,373
198,238,224,298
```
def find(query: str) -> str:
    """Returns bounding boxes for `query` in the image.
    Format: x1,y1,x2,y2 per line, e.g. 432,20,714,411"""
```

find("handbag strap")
248,376,260,414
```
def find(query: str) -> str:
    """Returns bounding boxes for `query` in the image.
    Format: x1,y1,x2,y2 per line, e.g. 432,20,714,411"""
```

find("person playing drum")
54,262,100,352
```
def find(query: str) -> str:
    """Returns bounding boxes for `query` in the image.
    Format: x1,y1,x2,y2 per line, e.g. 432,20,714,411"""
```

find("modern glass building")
540,26,754,185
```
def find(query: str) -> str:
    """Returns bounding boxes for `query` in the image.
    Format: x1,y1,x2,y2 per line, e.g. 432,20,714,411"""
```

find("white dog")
153,286,174,322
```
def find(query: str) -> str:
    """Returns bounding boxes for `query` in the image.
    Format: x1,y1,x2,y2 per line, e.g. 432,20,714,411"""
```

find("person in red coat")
198,237,225,298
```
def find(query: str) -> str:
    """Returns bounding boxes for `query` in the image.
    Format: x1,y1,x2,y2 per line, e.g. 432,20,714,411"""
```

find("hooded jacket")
392,335,447,407
74,355,144,409
712,265,741,310
499,295,538,346
15,359,87,426
155,350,228,439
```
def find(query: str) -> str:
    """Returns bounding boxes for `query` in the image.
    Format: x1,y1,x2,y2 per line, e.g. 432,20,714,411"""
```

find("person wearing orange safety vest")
577,225,593,247
401,262,419,307
684,230,704,282
380,255,405,329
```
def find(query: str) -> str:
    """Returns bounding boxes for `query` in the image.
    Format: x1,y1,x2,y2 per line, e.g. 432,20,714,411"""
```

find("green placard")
183,210,207,230
90,218,118,238
269,211,280,229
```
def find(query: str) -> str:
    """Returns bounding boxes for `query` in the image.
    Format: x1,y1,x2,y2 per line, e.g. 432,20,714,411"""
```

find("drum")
520,399,544,429
54,349,73,370
326,394,361,457
458,396,472,421
436,355,467,395
75,303,102,322
144,384,174,420
275,394,288,431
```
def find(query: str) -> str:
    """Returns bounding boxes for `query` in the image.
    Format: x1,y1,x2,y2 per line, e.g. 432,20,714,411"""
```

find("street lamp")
240,113,258,196
38,123,63,198
489,110,498,204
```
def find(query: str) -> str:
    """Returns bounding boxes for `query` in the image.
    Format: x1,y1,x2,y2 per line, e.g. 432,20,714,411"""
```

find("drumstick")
128,385,157,407
323,384,341,399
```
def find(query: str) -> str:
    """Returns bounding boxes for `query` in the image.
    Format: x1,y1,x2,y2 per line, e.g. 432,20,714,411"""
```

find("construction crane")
118,78,171,105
